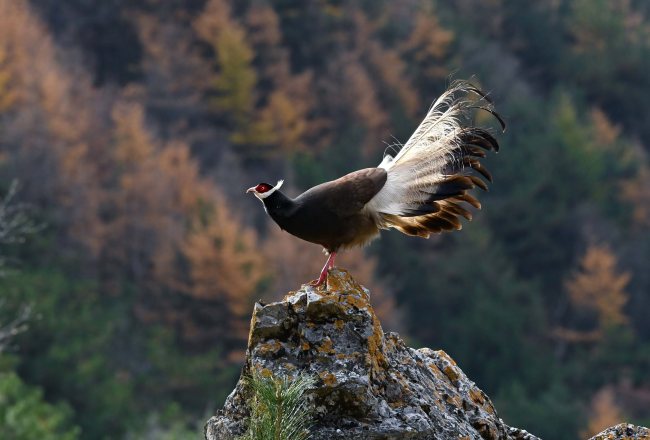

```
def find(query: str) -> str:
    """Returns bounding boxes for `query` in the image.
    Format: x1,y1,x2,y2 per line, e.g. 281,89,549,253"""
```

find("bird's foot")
309,251,336,287
308,272,328,287
309,268,329,287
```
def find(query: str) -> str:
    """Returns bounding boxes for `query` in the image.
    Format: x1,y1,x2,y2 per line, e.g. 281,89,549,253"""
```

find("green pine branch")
239,370,315,440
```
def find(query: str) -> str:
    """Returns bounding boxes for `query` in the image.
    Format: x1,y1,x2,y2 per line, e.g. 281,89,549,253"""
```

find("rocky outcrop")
588,424,650,440
205,269,541,440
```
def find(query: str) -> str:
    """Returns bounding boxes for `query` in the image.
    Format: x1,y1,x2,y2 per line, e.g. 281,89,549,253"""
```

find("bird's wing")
299,168,387,217
365,80,504,237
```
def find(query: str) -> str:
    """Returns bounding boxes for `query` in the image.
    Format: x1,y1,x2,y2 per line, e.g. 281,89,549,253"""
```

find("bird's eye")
255,183,272,193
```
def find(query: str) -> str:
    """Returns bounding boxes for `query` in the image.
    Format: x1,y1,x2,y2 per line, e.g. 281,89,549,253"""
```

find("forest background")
0,1,649,439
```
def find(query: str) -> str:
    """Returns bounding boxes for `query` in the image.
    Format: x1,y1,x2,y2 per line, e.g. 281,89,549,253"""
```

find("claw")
309,251,336,287
309,272,327,287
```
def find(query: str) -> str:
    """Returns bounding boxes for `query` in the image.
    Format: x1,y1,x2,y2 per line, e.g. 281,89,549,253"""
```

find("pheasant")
247,81,505,286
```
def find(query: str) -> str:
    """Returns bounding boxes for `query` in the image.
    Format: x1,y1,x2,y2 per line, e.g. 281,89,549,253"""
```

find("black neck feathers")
262,191,296,218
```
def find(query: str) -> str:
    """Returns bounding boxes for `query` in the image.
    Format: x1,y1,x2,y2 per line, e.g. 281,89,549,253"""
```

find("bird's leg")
327,251,336,269
310,252,336,287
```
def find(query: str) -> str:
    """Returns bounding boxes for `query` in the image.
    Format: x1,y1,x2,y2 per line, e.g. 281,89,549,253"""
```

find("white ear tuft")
257,179,285,200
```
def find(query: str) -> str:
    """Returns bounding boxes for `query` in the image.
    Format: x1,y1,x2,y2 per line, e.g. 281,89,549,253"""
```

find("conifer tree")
182,190,267,342
566,245,630,330
621,165,650,228
581,387,624,439
195,0,261,146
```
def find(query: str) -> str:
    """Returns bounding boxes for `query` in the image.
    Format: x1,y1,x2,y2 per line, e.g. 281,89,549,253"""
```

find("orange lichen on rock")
469,388,486,405
443,365,460,383
319,371,338,387
255,340,282,357
317,337,334,354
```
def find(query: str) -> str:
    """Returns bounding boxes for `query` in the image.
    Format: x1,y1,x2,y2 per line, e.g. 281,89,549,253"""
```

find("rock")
205,269,542,440
588,424,650,440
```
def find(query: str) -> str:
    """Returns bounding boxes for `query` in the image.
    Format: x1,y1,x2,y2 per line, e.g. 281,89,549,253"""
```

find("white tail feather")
368,81,492,218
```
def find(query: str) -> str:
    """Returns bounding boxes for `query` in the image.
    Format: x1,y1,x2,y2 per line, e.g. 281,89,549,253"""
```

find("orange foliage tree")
104,101,183,287
399,9,453,85
106,98,269,353
581,386,625,439
182,190,267,345
621,165,650,228
0,0,108,257
566,245,631,330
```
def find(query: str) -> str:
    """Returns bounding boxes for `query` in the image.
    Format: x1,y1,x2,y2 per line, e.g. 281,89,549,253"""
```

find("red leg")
327,252,336,269
310,252,336,287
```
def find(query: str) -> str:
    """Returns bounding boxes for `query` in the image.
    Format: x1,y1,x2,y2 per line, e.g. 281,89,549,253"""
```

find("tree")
398,8,453,92
0,136,80,440
256,91,308,154
195,0,313,157
566,244,630,330
495,381,582,440
373,223,548,394
566,0,650,144
621,165,650,228
0,370,80,440
131,14,211,140
581,386,625,439
104,101,180,287
212,25,257,137
182,190,268,345
0,182,32,352
245,4,291,92
0,0,108,262
195,0,262,147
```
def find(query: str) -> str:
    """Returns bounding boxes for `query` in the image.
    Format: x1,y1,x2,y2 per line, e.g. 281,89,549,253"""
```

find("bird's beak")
246,187,256,194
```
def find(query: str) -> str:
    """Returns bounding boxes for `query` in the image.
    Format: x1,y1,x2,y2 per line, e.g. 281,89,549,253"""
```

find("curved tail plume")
365,81,505,238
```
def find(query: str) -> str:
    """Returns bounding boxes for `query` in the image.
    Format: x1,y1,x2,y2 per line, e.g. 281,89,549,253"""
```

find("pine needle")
239,370,315,440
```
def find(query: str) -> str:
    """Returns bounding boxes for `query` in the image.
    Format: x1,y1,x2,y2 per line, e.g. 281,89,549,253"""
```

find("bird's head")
246,180,284,201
